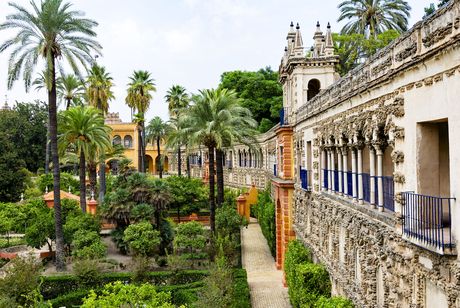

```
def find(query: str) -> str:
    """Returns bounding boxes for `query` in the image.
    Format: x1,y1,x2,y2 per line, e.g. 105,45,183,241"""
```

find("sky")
0,0,433,122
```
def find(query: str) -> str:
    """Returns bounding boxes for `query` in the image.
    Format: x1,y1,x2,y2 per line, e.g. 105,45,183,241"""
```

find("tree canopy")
219,67,282,133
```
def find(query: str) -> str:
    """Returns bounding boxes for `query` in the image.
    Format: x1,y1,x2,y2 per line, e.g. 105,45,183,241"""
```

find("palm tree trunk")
186,144,191,178
99,156,106,203
79,151,87,212
48,56,66,271
45,122,50,174
142,123,146,173
215,149,224,207
157,136,162,178
66,98,71,110
89,163,97,196
208,145,216,233
177,147,182,176
138,125,143,172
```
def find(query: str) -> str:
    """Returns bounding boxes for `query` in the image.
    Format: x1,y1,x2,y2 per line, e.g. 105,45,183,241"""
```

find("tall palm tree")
58,106,112,212
86,63,114,202
165,85,190,177
149,179,172,229
126,70,156,173
338,0,411,38
0,0,101,271
166,117,186,177
165,85,190,117
180,89,257,231
58,74,84,110
147,116,169,178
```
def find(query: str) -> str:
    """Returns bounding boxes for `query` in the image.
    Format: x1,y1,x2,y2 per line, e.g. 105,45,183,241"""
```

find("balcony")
280,107,290,126
402,192,455,255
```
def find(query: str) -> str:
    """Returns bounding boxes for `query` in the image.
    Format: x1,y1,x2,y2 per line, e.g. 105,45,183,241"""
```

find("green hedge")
284,240,354,308
232,268,251,308
253,188,276,257
41,270,209,300
48,289,88,308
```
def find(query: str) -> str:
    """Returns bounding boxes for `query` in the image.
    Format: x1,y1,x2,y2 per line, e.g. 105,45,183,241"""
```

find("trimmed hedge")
253,188,276,256
48,289,88,308
284,240,354,308
41,270,209,300
232,268,251,308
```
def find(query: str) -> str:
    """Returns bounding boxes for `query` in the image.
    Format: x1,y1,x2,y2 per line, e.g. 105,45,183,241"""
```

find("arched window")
124,135,133,148
112,135,121,146
307,79,321,101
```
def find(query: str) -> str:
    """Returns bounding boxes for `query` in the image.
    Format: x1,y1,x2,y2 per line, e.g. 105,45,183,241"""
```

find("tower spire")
324,22,334,56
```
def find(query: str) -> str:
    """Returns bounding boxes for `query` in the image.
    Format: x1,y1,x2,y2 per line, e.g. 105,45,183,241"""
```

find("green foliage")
25,205,55,252
0,255,42,307
81,281,176,308
197,256,234,308
232,268,251,308
130,203,155,222
73,259,102,287
48,289,88,308
123,221,161,256
0,203,25,243
219,67,282,132
37,172,80,194
424,0,450,18
253,188,276,256
64,213,100,246
315,296,354,308
333,30,400,76
215,204,245,237
159,218,175,254
165,176,208,215
72,230,106,259
111,227,129,255
174,221,206,264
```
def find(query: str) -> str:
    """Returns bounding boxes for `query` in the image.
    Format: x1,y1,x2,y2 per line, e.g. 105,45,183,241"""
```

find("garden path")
241,218,291,308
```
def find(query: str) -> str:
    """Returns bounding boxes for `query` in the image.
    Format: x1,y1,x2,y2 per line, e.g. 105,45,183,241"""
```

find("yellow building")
105,112,170,175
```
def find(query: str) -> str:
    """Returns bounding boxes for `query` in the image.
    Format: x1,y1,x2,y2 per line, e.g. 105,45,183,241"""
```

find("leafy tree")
36,172,80,193
72,229,106,259
147,117,170,178
0,132,26,202
64,213,100,248
0,0,102,271
338,0,411,38
81,281,176,308
123,221,161,256
165,176,208,218
174,221,206,264
165,85,190,117
130,203,155,223
59,106,112,212
126,70,156,172
165,117,187,177
424,0,450,18
219,67,282,132
197,256,234,307
25,205,55,253
0,203,24,245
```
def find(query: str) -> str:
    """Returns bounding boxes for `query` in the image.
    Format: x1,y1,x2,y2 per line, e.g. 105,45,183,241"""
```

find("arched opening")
124,135,133,148
145,155,153,174
112,135,121,146
155,155,169,174
108,159,119,175
307,79,321,101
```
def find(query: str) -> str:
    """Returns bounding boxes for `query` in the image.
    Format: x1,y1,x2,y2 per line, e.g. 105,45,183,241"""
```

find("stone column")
327,150,332,193
331,148,336,193
338,148,343,195
321,149,327,191
357,145,364,205
351,148,357,202
343,148,349,197
369,146,376,209
376,146,384,211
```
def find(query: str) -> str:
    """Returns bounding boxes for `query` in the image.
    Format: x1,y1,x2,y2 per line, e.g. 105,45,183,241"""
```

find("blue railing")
362,173,370,202
280,107,289,126
322,169,328,189
274,164,277,177
382,176,394,212
346,171,353,197
299,168,310,191
402,192,455,252
333,170,339,192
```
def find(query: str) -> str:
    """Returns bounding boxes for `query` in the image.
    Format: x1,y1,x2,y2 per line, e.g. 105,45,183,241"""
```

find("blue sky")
0,0,433,122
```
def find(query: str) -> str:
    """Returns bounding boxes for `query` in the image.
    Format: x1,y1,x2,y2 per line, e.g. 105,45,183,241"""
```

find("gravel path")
241,218,291,308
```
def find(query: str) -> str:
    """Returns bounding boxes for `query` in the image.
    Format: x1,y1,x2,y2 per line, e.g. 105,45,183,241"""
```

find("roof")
43,190,80,202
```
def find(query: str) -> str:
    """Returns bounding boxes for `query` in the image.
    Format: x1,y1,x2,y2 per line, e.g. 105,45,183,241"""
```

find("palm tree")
149,179,172,229
58,74,84,110
180,89,257,231
165,85,190,176
147,116,169,178
166,117,186,176
126,71,156,173
86,63,114,202
165,85,190,117
58,106,112,212
338,0,411,38
0,0,101,271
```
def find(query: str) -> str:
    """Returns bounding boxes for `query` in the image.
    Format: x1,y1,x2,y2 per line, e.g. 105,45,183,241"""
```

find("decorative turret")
313,21,325,57
324,22,334,56
286,21,296,54
1,95,11,111
293,23,304,57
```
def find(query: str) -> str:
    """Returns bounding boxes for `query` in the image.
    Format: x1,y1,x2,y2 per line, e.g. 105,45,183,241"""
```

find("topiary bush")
314,296,354,308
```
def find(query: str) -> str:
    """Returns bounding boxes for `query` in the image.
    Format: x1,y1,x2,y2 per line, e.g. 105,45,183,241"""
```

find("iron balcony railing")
402,192,455,252
280,107,290,126
333,170,340,193
322,169,328,189
273,164,277,177
299,167,311,191
346,171,354,197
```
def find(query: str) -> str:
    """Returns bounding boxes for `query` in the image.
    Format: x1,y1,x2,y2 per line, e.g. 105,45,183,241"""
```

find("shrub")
314,296,354,308
159,218,175,255
0,255,42,307
215,204,245,237
123,221,161,256
254,188,276,256
291,263,331,307
64,213,100,247
130,203,155,223
165,176,208,216
174,221,206,266
72,230,106,259
232,268,251,308
73,259,102,287
48,289,89,308
111,227,129,254
81,281,177,308
37,172,79,193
